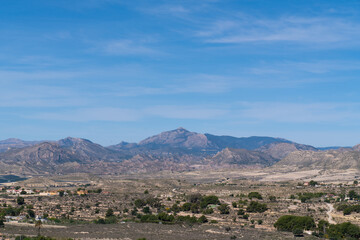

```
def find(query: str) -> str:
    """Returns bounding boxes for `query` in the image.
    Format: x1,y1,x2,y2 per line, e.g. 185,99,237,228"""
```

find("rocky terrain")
275,149,360,171
108,127,293,155
0,138,42,153
208,148,277,167
257,142,317,159
1,128,360,176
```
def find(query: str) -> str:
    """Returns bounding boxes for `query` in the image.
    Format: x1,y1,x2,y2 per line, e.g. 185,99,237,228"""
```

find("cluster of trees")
246,201,267,213
179,194,220,214
337,204,360,215
326,222,360,239
248,192,262,200
297,192,325,203
275,215,360,239
0,205,23,216
87,188,103,194
139,212,208,225
134,197,163,210
308,180,318,186
274,215,316,233
94,208,117,224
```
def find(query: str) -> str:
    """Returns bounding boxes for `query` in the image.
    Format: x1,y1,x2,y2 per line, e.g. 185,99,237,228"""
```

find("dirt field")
2,222,316,240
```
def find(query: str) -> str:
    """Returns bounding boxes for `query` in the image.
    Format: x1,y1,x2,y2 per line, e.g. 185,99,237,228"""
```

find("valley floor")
1,222,314,240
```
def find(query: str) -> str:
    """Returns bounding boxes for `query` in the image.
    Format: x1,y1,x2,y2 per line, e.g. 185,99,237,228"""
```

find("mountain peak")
139,128,209,148
58,137,92,146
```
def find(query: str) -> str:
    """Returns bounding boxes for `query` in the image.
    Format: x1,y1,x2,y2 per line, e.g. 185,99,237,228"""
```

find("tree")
143,206,151,214
134,199,146,208
317,219,329,234
198,215,208,223
247,201,267,213
248,192,262,200
105,208,114,217
59,190,64,197
16,196,25,205
35,220,42,236
348,190,358,200
218,204,230,214
293,228,304,237
200,195,220,208
181,202,192,211
237,209,245,215
327,222,360,239
27,209,35,218
188,193,202,203
274,215,316,232
269,195,276,202
309,180,318,186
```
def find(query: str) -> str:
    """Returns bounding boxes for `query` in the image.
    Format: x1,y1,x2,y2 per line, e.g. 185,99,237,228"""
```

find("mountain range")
0,128,359,175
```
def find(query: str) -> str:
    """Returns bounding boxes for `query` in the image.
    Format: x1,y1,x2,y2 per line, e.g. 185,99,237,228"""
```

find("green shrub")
181,202,192,211
327,222,360,239
247,201,267,213
200,195,220,208
237,209,245,215
248,192,262,199
198,215,208,223
292,227,304,237
274,215,315,232
218,204,230,214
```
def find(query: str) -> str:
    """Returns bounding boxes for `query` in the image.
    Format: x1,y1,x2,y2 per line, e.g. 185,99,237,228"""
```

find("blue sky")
1,0,360,147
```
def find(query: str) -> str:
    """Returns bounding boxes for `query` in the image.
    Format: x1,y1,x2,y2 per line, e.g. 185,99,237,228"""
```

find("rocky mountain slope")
209,148,277,167
274,149,360,171
1,128,356,175
57,137,127,161
257,142,317,159
109,128,293,155
0,138,43,153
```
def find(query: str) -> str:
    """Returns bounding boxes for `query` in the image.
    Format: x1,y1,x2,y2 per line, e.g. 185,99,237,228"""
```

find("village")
0,176,359,239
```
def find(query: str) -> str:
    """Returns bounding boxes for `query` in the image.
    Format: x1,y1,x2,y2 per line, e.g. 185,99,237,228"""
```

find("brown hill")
0,138,43,153
258,142,318,160
274,150,360,171
209,148,277,167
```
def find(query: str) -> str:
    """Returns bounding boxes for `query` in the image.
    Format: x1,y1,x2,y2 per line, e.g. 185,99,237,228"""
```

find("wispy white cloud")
0,85,88,107
141,4,190,16
198,16,360,45
28,107,141,122
26,105,227,122
146,105,227,119
100,39,161,56
236,102,360,123
249,60,360,75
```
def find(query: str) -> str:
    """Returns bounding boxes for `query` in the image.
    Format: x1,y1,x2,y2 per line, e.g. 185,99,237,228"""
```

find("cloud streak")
237,102,360,123
101,40,161,56
198,16,360,45
26,105,227,122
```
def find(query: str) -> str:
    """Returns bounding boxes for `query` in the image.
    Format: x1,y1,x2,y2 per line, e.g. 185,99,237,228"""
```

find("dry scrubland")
0,170,360,239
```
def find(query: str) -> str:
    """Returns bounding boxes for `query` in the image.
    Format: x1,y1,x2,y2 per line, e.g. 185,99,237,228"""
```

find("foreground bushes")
140,212,207,225
275,215,360,239
246,201,267,213
274,215,316,232
337,204,360,215
326,222,360,239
